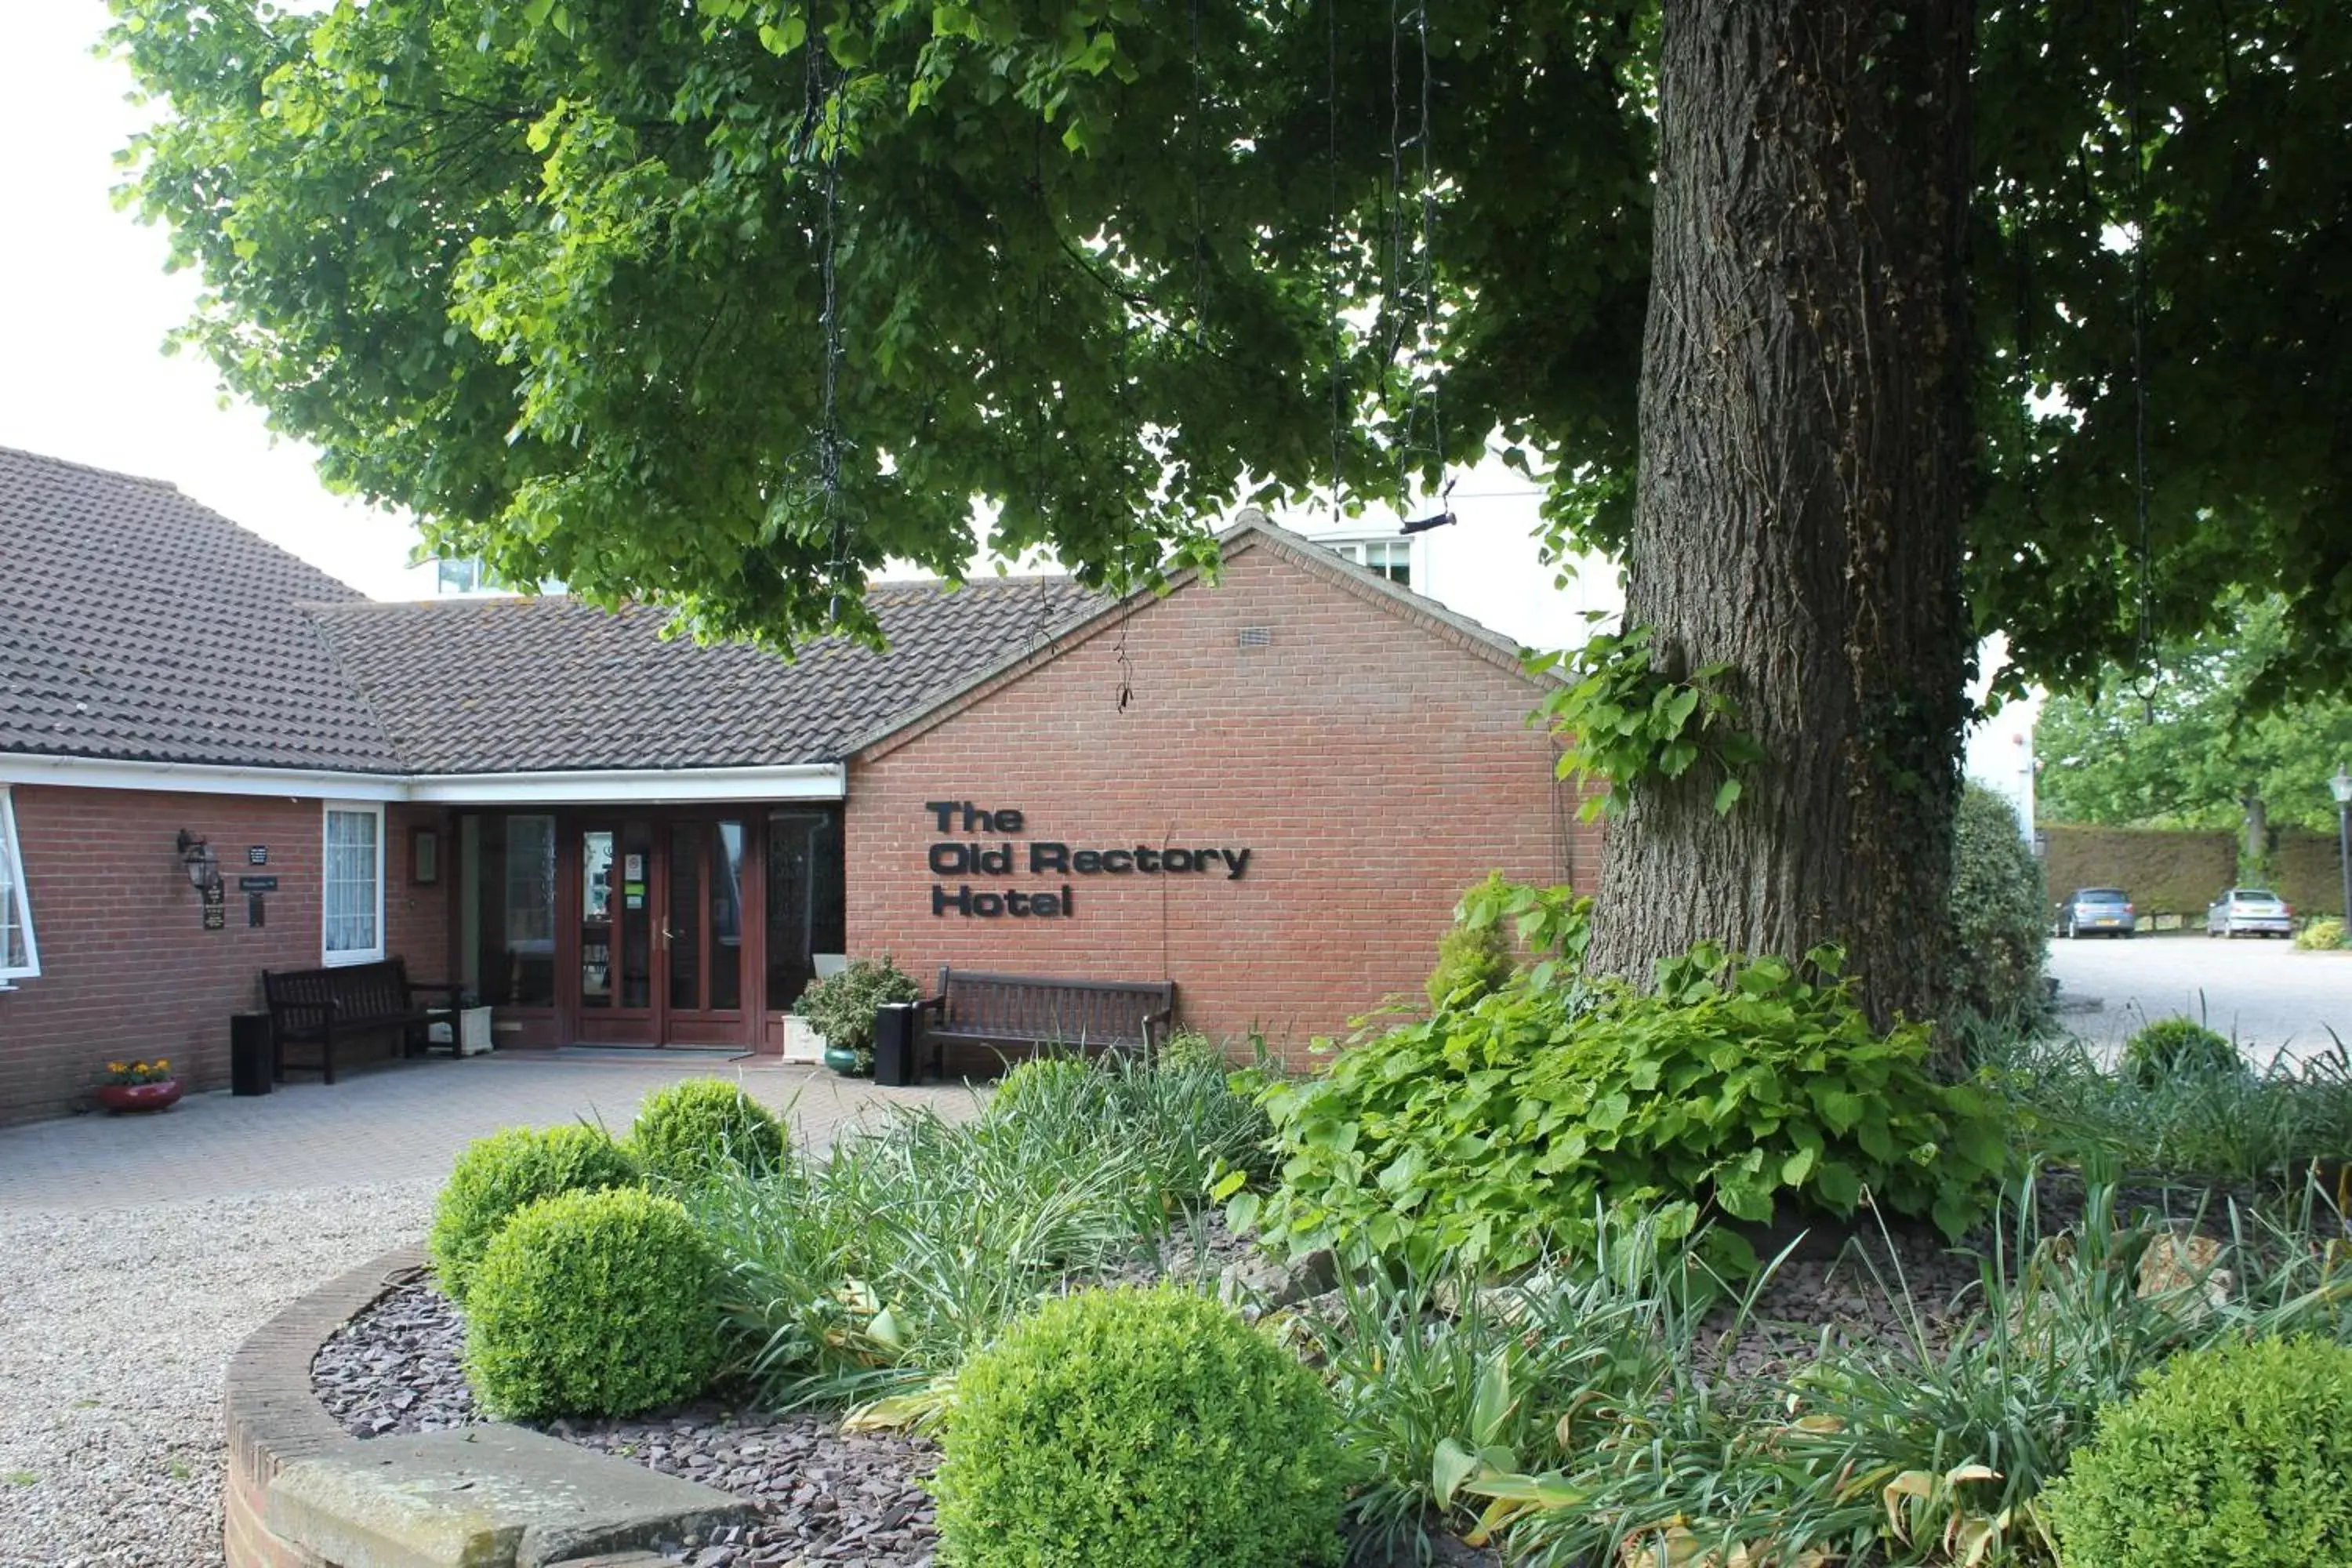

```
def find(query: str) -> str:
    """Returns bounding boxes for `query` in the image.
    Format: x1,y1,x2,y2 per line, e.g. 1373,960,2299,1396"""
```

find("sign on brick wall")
922,800,1252,920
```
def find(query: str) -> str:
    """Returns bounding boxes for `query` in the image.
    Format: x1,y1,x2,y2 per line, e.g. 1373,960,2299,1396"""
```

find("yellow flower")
132,1062,149,1075
107,1062,126,1073
154,1058,170,1071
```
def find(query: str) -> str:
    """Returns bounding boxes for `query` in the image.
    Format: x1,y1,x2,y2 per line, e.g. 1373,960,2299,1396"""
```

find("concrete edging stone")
223,1244,749,1568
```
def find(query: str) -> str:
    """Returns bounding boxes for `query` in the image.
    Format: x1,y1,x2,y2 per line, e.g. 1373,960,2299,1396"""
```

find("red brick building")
0,445,1590,1125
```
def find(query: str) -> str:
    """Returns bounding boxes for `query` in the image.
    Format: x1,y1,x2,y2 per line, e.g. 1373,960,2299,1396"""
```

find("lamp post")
2333,766,2352,934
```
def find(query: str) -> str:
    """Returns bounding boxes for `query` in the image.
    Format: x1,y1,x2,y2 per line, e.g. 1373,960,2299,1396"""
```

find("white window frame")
321,802,387,966
0,785,38,985
1325,535,1416,588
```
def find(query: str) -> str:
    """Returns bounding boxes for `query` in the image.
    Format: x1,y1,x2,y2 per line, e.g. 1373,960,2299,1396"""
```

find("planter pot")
96,1079,183,1114
781,1014,829,1065
821,1044,864,1077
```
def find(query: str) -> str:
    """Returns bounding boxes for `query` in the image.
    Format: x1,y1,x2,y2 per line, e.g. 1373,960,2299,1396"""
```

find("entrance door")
662,817,753,1045
571,814,756,1046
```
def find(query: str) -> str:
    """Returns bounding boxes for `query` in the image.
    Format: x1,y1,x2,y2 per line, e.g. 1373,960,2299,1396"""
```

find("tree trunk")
1591,0,1976,1032
2241,793,2267,878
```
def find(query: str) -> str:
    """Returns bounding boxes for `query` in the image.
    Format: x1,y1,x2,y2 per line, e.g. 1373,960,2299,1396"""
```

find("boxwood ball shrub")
629,1076,786,1184
2122,1017,2242,1087
981,1054,1102,1123
428,1123,640,1305
2296,916,2348,951
463,1186,724,1420
932,1285,1345,1568
2044,1336,2352,1566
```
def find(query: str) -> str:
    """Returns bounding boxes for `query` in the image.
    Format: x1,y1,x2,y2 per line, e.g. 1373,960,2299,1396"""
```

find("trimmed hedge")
463,1186,724,1419
932,1286,1345,1568
2122,1017,2242,1087
427,1123,640,1305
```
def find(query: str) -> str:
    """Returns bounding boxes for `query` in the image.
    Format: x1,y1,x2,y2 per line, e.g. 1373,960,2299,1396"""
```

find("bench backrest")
264,959,413,1027
935,968,1174,1047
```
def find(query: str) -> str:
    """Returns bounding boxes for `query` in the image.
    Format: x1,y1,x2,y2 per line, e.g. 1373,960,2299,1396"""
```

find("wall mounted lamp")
176,829,222,895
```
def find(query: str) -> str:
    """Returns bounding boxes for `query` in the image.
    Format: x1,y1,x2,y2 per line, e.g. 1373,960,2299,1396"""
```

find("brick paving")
0,1053,980,1213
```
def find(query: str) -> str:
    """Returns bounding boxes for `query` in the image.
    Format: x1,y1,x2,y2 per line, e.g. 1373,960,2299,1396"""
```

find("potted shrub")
797,956,919,1076
96,1058,183,1113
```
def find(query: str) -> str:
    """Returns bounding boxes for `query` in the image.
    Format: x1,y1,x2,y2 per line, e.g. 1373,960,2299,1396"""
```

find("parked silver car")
2206,887,2294,938
2060,887,2136,938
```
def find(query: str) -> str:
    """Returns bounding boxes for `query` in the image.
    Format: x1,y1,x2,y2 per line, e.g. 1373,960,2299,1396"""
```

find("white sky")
1,1,426,599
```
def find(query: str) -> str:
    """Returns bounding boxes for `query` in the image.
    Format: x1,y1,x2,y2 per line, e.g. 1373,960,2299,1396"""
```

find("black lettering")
1102,850,1133,873
1006,889,1032,916
1163,848,1195,873
932,883,973,916
1073,848,1102,873
1062,884,1074,915
972,891,1004,917
1193,848,1218,871
996,808,1024,833
978,844,1012,875
1031,841,1069,873
1135,846,1161,873
1221,848,1252,880
926,801,961,833
1032,891,1061,916
960,801,994,833
929,842,968,875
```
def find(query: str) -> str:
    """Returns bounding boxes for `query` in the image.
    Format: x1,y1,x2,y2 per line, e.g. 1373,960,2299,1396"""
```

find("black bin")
872,1002,922,1087
230,1011,274,1097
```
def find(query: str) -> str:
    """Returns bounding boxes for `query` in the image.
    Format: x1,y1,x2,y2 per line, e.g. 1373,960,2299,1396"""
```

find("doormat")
548,1046,752,1062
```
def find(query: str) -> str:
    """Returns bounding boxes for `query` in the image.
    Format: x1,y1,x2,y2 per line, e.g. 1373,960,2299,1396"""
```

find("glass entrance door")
569,813,753,1046
662,818,751,1045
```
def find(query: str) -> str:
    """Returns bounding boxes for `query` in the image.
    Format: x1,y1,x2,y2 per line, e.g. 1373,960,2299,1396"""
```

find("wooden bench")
914,967,1176,1075
262,959,464,1084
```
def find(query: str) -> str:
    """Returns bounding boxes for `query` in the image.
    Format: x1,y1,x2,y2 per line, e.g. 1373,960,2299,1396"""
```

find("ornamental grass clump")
628,1076,786,1185
463,1185,724,1419
931,1285,1345,1568
427,1123,640,1305
2043,1336,2352,1567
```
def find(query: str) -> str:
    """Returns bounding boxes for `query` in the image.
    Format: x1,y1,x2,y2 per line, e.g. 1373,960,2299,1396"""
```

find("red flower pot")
96,1080,183,1113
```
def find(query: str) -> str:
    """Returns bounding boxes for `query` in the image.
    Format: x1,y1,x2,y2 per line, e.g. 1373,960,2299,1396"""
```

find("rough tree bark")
1591,0,1976,1032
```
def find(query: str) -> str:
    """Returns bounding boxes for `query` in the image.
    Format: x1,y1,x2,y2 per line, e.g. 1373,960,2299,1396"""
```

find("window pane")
502,815,557,1007
324,808,380,956
0,791,28,975
711,821,745,1011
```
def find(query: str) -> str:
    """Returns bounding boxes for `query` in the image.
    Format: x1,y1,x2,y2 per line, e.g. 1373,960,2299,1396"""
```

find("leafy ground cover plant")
695,1052,1270,1416
629,1076,787,1185
463,1185,724,1419
2121,1016,2242,1087
931,1284,1345,1568
2042,1336,2352,1566
426,1123,640,1305
1236,944,2008,1275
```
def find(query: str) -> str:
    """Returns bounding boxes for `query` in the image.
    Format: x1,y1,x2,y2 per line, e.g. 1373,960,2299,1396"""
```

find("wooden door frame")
659,811,764,1047
555,807,763,1048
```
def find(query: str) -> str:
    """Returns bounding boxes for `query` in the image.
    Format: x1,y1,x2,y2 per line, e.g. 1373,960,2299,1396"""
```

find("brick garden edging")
222,1245,743,1568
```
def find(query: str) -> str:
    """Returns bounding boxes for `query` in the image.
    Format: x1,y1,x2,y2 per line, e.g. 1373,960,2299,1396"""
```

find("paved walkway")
0,1053,982,1212
2049,931,2352,1066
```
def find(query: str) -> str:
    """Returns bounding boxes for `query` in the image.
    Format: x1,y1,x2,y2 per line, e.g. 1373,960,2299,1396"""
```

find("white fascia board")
405,764,844,804
0,753,845,805
0,753,409,801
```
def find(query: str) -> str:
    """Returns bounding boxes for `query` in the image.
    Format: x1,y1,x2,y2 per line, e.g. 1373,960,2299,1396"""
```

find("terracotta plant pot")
96,1079,183,1113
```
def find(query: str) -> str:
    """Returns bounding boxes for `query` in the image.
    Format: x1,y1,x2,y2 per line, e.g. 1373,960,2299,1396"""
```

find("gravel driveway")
0,1058,974,1567
2048,930,2352,1065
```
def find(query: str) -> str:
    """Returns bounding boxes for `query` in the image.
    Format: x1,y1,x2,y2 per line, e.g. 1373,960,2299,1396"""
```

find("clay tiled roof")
304,582,1101,775
0,446,399,771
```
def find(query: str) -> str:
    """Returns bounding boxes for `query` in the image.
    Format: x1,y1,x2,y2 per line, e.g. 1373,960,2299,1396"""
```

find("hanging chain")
1385,0,1444,524
804,36,851,627
1326,0,1347,523
2125,0,2158,720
